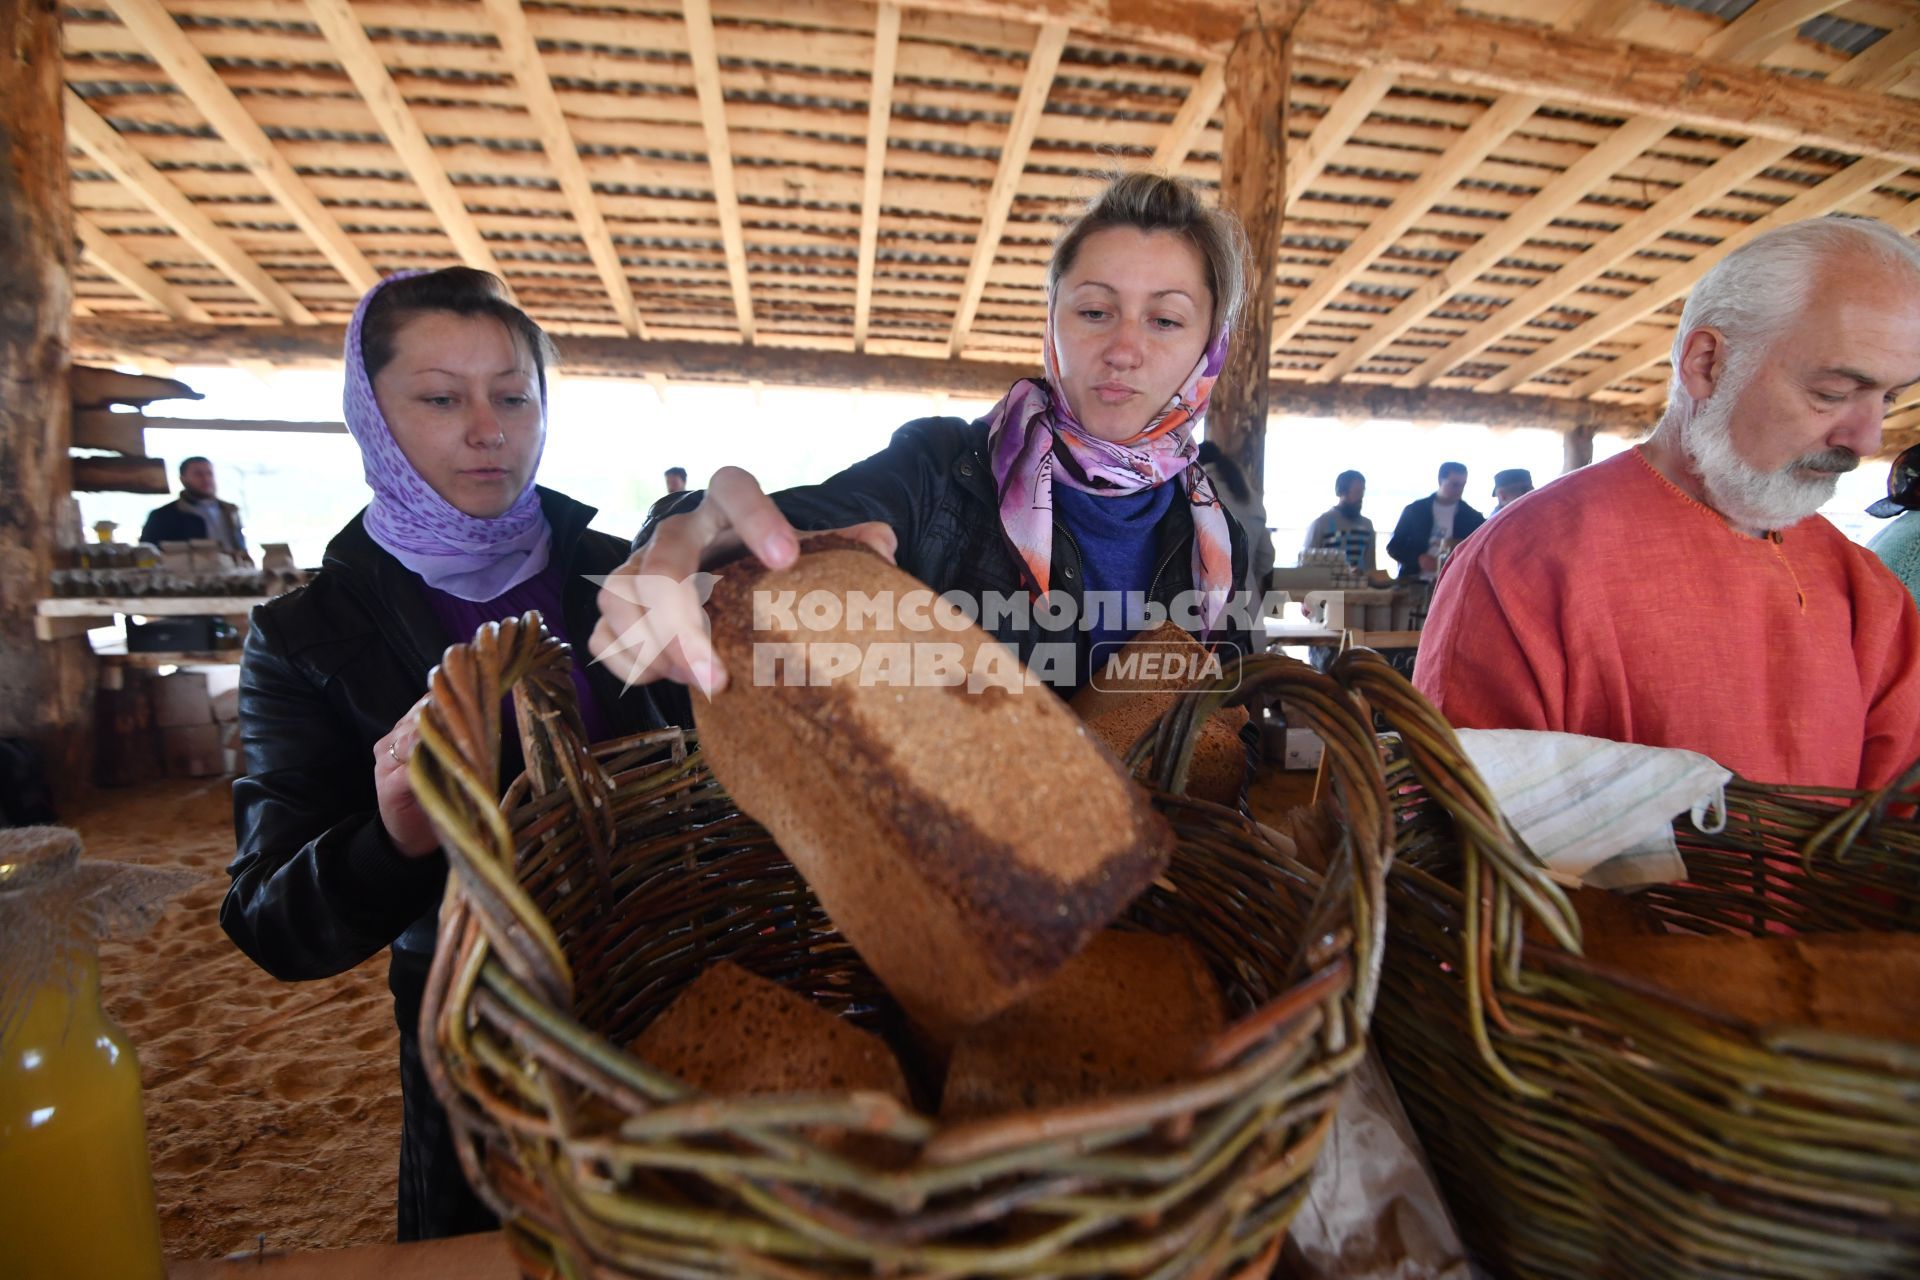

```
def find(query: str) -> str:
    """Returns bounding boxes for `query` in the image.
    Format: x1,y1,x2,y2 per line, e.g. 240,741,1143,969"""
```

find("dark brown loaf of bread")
694,537,1177,1042
631,961,912,1102
1583,931,1920,1045
1069,621,1250,808
940,929,1227,1121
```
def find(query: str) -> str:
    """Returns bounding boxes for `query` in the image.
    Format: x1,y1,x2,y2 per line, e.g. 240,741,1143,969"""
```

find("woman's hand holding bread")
588,465,896,695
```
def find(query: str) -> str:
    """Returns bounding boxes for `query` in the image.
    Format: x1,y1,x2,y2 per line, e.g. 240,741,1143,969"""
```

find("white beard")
1681,386,1849,530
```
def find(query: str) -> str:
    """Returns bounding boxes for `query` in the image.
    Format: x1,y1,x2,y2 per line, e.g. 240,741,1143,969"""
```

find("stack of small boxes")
149,671,240,779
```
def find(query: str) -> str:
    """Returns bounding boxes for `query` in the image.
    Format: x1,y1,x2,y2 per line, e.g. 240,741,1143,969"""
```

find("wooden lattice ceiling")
58,0,1920,443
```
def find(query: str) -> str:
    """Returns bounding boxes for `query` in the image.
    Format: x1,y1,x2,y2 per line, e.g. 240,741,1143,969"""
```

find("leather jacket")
639,416,1256,689
223,488,681,982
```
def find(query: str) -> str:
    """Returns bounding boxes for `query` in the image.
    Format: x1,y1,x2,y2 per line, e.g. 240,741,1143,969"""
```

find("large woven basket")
406,615,1391,1278
1332,649,1920,1279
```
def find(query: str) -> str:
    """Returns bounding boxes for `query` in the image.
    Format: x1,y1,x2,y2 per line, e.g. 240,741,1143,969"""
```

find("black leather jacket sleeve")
223,612,447,982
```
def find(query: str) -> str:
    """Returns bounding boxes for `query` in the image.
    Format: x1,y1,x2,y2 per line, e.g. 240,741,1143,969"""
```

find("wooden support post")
1563,425,1595,474
1,0,94,804
1211,3,1297,507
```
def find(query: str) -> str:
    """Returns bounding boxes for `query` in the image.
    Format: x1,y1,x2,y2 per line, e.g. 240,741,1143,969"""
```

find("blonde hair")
1048,171,1249,341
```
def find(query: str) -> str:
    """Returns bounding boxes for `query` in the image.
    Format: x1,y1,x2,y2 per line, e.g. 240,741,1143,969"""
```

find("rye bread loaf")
1069,621,1250,808
631,961,911,1104
1582,931,1920,1045
940,929,1226,1121
694,537,1177,1042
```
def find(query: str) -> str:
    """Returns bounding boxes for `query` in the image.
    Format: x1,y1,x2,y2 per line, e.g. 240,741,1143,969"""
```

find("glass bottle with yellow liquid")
0,826,193,1278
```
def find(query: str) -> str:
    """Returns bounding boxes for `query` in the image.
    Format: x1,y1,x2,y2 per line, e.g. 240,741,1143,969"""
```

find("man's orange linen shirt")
1414,449,1920,789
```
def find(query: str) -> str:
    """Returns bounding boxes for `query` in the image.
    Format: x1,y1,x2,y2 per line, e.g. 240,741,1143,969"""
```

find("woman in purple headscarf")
222,268,686,1242
591,171,1257,696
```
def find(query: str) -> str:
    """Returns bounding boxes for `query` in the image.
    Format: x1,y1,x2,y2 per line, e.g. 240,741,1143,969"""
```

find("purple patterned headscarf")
343,270,552,601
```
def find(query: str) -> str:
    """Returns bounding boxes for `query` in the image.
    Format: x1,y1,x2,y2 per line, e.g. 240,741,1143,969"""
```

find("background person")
1386,461,1484,582
140,455,249,561
1302,469,1376,573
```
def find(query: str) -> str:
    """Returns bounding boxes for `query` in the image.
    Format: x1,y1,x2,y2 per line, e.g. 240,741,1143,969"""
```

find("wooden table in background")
168,1232,517,1279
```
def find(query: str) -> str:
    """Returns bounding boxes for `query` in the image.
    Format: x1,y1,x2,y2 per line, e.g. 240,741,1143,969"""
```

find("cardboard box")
150,672,213,727
211,686,240,722
161,723,226,777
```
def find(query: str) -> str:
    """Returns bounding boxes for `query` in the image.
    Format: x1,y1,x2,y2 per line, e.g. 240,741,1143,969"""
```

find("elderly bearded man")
1415,216,1920,789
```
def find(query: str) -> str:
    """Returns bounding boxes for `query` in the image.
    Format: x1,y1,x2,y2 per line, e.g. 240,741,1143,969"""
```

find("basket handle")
1125,650,1394,1025
408,611,613,1008
1327,647,1576,1096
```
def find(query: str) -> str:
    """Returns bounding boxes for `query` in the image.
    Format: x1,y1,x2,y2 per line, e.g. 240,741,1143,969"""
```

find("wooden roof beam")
103,0,377,294
68,315,1660,435
854,3,902,351
1505,158,1911,396
66,90,316,324
948,21,1069,358
1270,93,1543,355
486,0,646,338
1307,115,1672,383
75,216,214,324
1566,185,1920,401
303,0,509,287
682,0,755,342
1286,65,1393,208
1401,22,1914,390
1150,58,1225,173
897,0,1920,166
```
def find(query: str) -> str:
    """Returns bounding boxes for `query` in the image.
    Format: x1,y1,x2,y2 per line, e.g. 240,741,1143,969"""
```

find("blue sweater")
1052,482,1177,682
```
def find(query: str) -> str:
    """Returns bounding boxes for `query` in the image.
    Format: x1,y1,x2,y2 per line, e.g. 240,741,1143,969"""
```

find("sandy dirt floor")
71,776,400,1263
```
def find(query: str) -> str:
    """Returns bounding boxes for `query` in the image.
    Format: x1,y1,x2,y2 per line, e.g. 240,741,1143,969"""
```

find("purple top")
419,554,612,744
343,270,553,601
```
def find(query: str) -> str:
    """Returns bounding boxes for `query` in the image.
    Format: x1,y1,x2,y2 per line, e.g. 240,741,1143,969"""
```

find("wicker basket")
406,615,1392,1278
1332,648,1920,1280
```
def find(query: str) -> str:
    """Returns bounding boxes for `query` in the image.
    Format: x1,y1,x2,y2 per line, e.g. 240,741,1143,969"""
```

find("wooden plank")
1308,115,1672,383
70,409,148,455
680,0,753,341
483,0,645,337
1270,92,1543,355
70,365,201,409
70,455,170,493
1487,156,1908,393
1151,58,1226,173
301,0,509,285
101,0,378,294
1404,22,1916,391
1287,1,1920,167
1695,0,1846,66
74,217,214,323
67,316,1661,432
1287,65,1393,207
137,415,346,433
65,91,316,324
1403,136,1793,388
853,2,902,351
947,21,1068,356
1211,5,1299,506
37,595,269,618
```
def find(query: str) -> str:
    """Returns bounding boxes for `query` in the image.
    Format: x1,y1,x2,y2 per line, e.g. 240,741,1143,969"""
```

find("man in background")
664,466,688,495
1386,461,1484,582
1415,215,1920,790
140,455,249,562
1490,468,1534,513
1302,469,1376,573
1866,442,1920,608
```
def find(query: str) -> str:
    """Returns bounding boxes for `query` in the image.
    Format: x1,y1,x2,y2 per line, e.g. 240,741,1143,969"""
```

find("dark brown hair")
359,267,556,394
1047,171,1249,340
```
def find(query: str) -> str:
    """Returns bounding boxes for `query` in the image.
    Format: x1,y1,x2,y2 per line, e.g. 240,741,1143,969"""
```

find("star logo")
583,570,723,682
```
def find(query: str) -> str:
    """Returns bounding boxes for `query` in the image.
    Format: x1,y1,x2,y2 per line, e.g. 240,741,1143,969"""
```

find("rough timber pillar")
1211,2,1299,509
1564,424,1595,473
1,0,92,803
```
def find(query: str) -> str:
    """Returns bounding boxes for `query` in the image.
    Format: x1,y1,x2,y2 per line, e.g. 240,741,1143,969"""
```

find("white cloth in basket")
1454,730,1731,889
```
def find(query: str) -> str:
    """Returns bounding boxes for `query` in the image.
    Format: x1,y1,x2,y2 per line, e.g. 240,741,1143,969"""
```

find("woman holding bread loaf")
222,268,687,1241
590,171,1257,695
